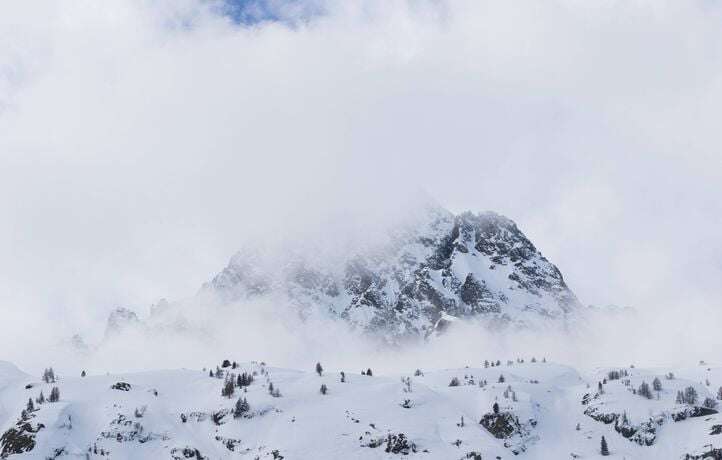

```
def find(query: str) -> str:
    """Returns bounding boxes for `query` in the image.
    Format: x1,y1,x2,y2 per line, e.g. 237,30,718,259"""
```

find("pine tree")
652,377,662,391
320,384,328,395
49,387,60,403
315,362,323,376
684,386,698,405
366,368,373,376
492,402,499,414
638,381,653,399
37,391,45,404
600,436,609,456
449,377,460,387
340,371,346,383
26,398,34,412
498,374,505,383
222,378,235,398
81,370,86,377
234,397,250,418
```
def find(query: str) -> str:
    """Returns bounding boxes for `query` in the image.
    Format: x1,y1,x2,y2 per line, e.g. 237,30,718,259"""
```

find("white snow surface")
2,360,722,459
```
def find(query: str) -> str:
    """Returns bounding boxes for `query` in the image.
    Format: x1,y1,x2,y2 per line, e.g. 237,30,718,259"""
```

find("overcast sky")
1,0,721,356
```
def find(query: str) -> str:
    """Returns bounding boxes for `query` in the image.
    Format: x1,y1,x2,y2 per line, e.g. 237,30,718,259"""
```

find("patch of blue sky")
215,0,324,26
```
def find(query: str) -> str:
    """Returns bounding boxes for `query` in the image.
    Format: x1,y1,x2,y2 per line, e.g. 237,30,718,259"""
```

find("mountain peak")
201,205,581,340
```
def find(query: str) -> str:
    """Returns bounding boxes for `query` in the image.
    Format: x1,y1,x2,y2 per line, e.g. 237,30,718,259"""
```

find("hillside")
2,360,721,459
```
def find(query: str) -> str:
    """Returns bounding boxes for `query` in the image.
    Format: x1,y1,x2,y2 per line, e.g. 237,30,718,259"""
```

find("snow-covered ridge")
2,359,722,459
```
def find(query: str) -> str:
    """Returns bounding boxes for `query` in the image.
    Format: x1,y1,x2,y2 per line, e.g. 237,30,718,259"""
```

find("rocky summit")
200,203,581,340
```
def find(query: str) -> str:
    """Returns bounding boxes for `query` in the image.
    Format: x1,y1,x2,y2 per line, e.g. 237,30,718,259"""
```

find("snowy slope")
2,360,722,459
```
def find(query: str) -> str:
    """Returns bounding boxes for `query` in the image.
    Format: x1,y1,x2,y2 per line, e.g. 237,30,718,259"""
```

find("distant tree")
498,374,505,383
222,379,235,398
414,369,423,377
81,370,86,378
492,402,499,414
232,361,238,369
638,381,653,399
315,362,323,376
268,382,274,395
676,390,685,404
542,357,547,363
234,397,250,418
531,357,537,363
42,368,56,384
717,387,722,400
495,360,501,366
666,372,675,380
401,376,412,393
575,422,580,431
222,360,231,368
26,398,34,412
598,382,604,394
361,370,366,375
652,377,662,392
320,384,328,395
49,387,60,403
684,386,698,405
484,360,489,368
600,436,609,456
366,368,373,376
209,369,214,378
449,377,460,387
37,391,45,404
340,371,346,383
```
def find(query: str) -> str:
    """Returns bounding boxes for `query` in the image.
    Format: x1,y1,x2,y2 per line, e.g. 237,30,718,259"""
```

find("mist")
1,0,722,375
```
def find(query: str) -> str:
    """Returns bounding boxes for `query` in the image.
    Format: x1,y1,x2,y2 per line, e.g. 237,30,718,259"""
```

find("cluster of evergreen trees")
676,386,698,405
638,381,653,399
607,369,629,381
42,367,56,383
482,357,546,368
220,371,255,398
268,381,281,398
233,397,250,418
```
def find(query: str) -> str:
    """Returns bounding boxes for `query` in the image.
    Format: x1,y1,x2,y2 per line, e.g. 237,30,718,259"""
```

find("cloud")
1,0,721,370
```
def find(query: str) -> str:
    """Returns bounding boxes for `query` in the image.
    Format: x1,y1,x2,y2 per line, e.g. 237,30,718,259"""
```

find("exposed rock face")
104,307,142,338
200,204,581,339
0,411,44,458
480,411,522,439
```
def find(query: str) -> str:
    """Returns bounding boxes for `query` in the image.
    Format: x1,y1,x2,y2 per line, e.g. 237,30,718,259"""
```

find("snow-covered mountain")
193,203,580,341
3,359,722,459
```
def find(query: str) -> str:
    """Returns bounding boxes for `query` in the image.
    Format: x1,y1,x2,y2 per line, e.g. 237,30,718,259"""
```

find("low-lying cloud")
1,0,721,373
